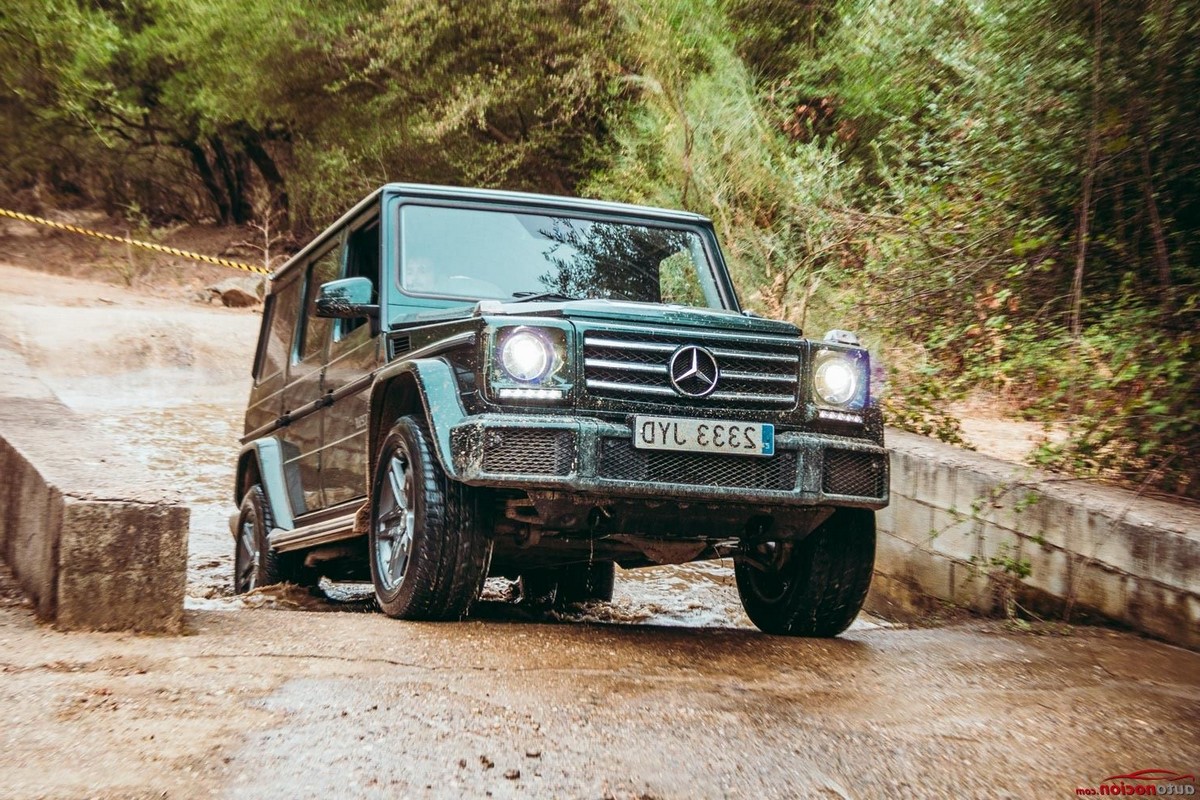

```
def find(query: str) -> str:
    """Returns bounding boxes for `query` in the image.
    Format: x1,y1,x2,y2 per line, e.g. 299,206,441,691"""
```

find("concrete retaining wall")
868,429,1200,650
0,346,188,633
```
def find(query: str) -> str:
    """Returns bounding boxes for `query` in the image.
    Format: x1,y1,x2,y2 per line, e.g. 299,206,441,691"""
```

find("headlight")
489,326,570,403
812,348,868,410
815,357,858,405
500,329,552,382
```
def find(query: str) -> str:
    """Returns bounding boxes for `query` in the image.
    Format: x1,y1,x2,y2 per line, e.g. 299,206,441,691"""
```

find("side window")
257,276,302,380
295,247,342,363
340,220,380,338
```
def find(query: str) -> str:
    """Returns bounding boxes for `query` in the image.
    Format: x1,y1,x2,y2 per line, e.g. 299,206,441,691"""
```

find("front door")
320,216,382,508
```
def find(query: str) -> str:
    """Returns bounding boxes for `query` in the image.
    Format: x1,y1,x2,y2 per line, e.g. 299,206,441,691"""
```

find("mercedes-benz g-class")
233,184,889,636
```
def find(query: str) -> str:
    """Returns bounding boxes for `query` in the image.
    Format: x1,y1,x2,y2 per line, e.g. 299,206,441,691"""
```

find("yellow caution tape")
0,207,271,275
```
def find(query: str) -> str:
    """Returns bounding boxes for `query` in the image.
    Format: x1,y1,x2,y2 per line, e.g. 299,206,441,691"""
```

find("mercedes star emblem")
668,345,720,397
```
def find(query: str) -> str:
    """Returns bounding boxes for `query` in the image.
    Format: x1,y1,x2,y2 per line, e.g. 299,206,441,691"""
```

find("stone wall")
868,429,1200,650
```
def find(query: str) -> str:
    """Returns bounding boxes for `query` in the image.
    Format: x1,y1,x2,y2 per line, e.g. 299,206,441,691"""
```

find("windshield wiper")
509,291,580,303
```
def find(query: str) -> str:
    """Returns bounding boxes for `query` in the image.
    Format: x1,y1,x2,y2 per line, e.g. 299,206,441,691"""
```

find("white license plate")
632,415,775,457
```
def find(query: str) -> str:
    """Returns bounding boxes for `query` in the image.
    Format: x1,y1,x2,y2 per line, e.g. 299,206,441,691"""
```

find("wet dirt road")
1,263,1198,799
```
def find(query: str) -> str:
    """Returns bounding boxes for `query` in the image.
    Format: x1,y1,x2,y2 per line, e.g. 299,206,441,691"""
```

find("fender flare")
368,358,468,481
234,438,296,532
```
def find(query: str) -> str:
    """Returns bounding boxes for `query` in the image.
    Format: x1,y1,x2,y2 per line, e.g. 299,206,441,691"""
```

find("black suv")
233,184,889,636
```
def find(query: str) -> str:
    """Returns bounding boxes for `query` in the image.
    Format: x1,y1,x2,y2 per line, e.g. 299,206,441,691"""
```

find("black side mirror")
315,277,379,320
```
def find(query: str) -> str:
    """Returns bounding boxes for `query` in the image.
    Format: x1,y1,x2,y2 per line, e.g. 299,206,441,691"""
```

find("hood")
474,298,800,337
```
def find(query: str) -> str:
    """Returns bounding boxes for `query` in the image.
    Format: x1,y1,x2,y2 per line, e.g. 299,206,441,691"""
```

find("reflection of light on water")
602,561,755,629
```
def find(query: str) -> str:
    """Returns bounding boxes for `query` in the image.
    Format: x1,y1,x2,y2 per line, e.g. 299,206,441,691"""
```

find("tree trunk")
181,140,232,224
1139,143,1173,312
240,129,290,230
210,135,252,224
1070,0,1103,339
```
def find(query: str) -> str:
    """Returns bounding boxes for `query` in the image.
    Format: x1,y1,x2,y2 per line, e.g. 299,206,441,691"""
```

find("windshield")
398,204,722,308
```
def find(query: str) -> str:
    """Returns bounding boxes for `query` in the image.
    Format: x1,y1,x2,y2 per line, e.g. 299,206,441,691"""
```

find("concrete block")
55,499,189,633
884,496,936,547
913,458,957,511
875,501,897,536
1125,577,1200,650
889,449,921,500
0,373,189,633
885,427,1200,651
1154,526,1200,594
949,469,998,523
1,441,62,620
1022,542,1072,600
874,529,954,601
1067,560,1129,621
926,507,981,563
947,560,992,613
978,520,1031,565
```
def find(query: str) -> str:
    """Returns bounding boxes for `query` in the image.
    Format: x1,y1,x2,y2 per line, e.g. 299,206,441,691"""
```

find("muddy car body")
233,184,889,635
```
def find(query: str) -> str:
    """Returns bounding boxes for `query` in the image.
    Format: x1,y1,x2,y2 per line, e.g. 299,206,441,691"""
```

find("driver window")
295,248,341,362
340,220,379,337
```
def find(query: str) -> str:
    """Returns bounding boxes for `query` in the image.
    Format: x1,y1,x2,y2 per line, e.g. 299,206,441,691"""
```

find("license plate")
633,415,775,457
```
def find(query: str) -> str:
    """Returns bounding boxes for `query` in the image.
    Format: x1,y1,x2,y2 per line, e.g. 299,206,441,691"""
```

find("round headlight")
500,329,552,382
814,356,858,406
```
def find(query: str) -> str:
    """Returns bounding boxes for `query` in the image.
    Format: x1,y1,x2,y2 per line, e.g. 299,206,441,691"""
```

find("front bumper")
448,413,889,510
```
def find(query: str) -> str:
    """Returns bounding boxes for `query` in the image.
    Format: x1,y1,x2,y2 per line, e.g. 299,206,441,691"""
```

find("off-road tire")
734,508,875,637
234,485,315,592
370,416,492,620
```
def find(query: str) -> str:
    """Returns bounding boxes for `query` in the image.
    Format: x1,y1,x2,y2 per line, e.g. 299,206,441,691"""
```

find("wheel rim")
235,515,261,592
375,447,416,592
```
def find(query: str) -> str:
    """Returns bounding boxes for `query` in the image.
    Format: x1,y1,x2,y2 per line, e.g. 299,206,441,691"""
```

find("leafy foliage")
2,0,1196,497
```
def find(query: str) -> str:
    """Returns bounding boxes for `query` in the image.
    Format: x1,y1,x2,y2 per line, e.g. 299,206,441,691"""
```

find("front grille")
822,450,887,498
583,328,800,410
598,438,797,491
482,429,575,475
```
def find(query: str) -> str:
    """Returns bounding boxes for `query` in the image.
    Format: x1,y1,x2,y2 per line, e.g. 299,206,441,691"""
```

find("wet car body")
233,184,889,635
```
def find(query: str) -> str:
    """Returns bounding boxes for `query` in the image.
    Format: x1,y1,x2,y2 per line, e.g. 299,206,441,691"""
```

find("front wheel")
369,416,492,620
735,508,876,637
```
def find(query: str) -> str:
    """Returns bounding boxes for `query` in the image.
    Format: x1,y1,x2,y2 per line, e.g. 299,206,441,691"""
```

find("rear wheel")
234,485,318,593
234,485,278,594
369,416,492,620
735,508,875,637
232,484,319,592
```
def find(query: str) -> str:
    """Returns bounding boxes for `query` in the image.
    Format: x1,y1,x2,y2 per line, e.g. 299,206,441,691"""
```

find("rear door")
244,273,302,439
280,241,341,515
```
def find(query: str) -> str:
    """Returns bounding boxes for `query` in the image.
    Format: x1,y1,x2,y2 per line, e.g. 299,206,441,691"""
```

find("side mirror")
315,277,379,320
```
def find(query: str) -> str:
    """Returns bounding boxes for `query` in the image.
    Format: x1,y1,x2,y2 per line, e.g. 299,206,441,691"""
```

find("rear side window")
256,276,302,381
296,248,341,362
